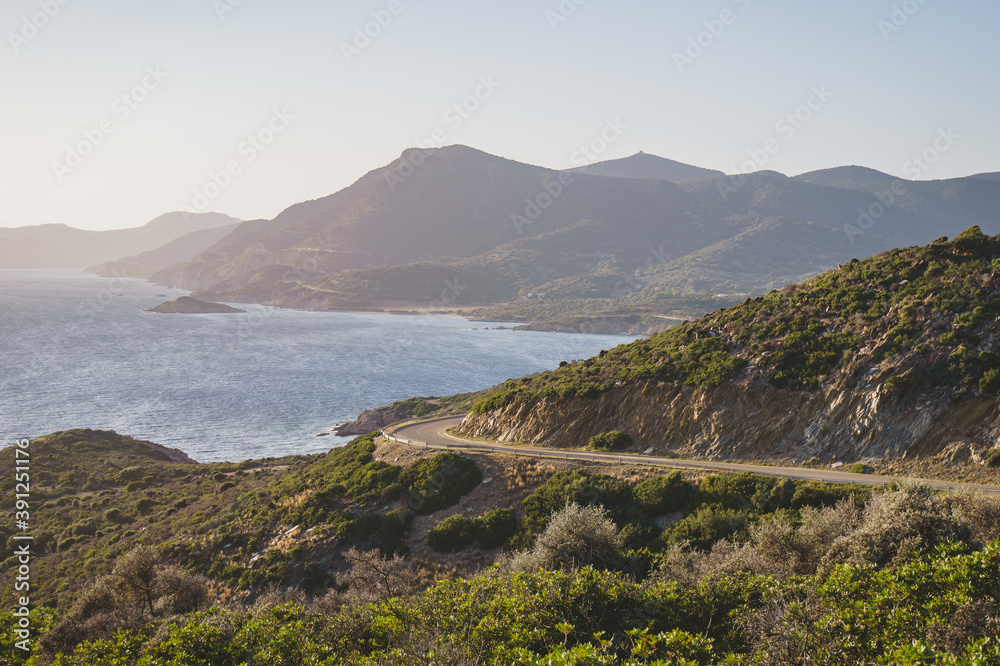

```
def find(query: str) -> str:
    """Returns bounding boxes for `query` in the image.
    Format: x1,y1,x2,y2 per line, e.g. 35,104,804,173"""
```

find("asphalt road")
386,415,1000,494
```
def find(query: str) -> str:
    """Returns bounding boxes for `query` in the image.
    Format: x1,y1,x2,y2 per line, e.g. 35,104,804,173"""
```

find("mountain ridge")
144,145,1000,334
0,212,242,269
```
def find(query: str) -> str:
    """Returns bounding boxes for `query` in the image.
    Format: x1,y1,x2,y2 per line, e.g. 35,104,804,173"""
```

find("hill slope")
460,226,1000,465
0,212,241,269
87,222,241,278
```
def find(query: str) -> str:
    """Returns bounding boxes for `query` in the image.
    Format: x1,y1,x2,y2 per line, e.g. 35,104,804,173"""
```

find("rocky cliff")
459,377,999,465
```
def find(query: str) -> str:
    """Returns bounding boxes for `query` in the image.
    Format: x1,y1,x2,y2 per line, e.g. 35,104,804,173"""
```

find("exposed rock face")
145,296,245,314
336,406,408,436
458,376,1000,464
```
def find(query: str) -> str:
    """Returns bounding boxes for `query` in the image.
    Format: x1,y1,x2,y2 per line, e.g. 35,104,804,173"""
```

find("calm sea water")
0,271,634,462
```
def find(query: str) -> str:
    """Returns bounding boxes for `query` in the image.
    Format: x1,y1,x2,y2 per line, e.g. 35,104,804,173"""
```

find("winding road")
385,415,1000,494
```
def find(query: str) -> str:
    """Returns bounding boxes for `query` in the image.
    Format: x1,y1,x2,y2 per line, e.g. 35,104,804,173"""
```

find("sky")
2,0,998,231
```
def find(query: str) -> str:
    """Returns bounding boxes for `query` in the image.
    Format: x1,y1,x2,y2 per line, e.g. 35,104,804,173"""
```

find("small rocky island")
145,296,246,314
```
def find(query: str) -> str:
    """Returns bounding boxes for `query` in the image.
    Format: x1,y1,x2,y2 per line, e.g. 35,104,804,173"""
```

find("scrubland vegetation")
472,226,1000,410
6,426,1000,663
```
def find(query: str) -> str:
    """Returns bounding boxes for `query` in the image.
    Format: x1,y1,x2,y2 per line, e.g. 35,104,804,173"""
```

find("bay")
0,271,634,461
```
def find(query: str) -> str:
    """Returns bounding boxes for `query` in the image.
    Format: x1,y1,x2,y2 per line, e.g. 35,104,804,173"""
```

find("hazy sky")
2,0,998,230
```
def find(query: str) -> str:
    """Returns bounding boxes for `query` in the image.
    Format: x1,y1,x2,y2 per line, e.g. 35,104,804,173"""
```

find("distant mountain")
154,146,728,306
566,151,724,183
150,146,1000,330
0,212,241,270
974,172,1000,182
793,165,896,190
88,223,241,278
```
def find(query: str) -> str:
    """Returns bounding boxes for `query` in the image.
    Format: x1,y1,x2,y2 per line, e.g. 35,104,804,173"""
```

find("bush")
587,430,633,452
474,508,518,549
634,472,695,515
522,470,634,532
667,505,748,551
510,503,622,571
103,508,132,524
134,498,156,515
884,375,911,394
985,449,1000,468
980,369,1000,395
428,515,476,553
470,389,520,415
70,519,98,537
400,453,482,515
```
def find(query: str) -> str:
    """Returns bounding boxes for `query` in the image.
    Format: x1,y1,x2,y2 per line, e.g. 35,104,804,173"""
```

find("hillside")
87,223,241,278
460,226,1000,467
7,429,1000,663
0,212,241,269
149,146,1000,331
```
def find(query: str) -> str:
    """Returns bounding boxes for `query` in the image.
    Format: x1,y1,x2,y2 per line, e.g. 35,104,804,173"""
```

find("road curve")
385,415,1000,495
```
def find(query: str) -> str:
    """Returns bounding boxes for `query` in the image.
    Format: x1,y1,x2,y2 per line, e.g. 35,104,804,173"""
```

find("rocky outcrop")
145,296,245,314
458,374,1000,464
336,406,411,436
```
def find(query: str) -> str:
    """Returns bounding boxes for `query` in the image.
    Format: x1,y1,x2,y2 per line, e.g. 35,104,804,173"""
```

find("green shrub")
115,466,145,483
884,375,911,394
980,368,1000,395
849,463,869,475
103,508,132,525
470,389,520,414
634,472,695,515
985,449,1000,468
587,430,633,452
400,453,482,515
666,505,747,550
70,519,98,537
134,498,156,515
473,508,518,549
522,470,634,533
428,515,477,553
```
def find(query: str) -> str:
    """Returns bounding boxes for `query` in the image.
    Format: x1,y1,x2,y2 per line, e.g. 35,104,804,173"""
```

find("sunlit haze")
3,0,998,230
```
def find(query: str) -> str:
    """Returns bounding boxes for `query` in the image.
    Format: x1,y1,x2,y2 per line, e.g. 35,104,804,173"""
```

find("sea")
0,271,635,462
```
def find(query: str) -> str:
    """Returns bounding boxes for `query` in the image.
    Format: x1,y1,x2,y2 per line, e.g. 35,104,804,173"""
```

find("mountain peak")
794,165,896,188
566,152,724,184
